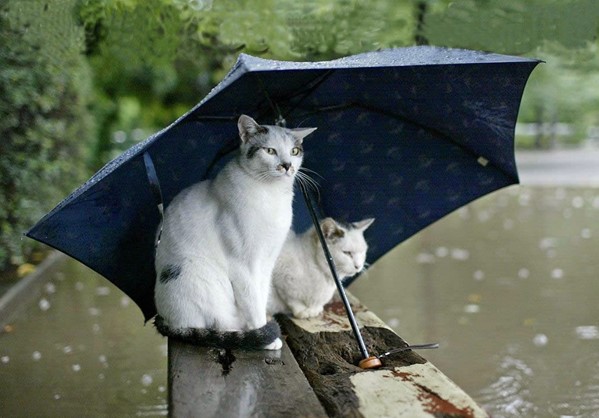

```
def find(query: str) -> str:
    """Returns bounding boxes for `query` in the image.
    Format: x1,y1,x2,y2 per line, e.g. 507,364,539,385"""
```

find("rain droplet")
464,304,480,314
95,286,110,296
72,364,81,372
44,283,56,294
562,208,573,219
98,373,105,380
158,386,166,393
141,374,153,387
88,307,100,316
75,282,84,291
477,211,491,222
518,268,530,279
62,345,73,354
32,351,42,361
92,324,101,333
571,196,584,208
112,130,127,144
551,268,564,279
99,355,107,363
120,296,131,308
473,270,485,281
457,207,470,219
435,247,449,257
39,298,50,311
593,196,599,209
581,228,592,239
539,237,557,250
54,394,61,400
575,326,599,340
533,334,548,347
387,318,400,328
518,194,530,206
1,356,9,364
451,248,470,261
503,219,514,230
416,252,435,264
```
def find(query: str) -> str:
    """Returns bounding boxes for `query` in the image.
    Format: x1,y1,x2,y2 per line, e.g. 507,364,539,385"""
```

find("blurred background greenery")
1,0,599,271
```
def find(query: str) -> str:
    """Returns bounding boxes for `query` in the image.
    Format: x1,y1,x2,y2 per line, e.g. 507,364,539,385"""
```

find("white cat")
269,217,374,319
154,115,316,350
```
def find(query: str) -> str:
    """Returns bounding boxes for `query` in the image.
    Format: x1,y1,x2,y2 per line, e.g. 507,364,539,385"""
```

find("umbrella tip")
358,356,383,369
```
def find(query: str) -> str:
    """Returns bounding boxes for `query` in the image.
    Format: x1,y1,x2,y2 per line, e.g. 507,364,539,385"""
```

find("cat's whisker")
295,172,321,201
299,167,325,180
296,169,320,187
296,171,320,191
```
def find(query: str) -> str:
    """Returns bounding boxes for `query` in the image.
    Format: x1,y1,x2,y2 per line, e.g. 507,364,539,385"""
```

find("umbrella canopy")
27,46,540,321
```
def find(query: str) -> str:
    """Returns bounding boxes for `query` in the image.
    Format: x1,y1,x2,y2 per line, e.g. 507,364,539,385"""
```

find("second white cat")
269,217,374,319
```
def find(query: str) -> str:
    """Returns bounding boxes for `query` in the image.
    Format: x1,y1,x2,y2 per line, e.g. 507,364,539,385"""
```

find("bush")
0,0,95,270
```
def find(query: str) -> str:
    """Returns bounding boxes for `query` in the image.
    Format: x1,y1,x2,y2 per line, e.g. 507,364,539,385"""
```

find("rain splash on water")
352,185,599,417
0,261,168,417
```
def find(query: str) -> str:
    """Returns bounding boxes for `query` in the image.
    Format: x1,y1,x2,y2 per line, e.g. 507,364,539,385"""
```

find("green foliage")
424,0,599,55
0,0,95,269
2,0,599,271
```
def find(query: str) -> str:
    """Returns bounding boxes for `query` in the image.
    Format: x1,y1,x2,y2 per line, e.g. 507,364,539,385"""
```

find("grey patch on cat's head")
159,265,182,284
320,217,345,241
247,145,261,159
238,114,268,143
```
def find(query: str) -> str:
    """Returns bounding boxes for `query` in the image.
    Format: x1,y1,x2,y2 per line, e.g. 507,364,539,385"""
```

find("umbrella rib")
279,70,336,122
293,102,517,182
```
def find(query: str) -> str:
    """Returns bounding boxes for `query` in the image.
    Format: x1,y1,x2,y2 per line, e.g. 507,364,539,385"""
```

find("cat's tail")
153,315,281,350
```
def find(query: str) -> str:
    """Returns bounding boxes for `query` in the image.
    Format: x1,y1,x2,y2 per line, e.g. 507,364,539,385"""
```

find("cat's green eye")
265,147,277,155
290,147,301,156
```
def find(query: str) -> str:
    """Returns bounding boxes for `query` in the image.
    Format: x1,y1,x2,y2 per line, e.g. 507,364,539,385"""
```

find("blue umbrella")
27,47,539,337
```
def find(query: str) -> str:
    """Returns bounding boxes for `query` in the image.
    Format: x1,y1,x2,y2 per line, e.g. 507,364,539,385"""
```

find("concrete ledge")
277,294,488,418
169,294,488,417
168,338,327,417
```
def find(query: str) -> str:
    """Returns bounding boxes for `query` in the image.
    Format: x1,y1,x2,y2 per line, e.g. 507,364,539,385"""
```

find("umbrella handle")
299,182,381,369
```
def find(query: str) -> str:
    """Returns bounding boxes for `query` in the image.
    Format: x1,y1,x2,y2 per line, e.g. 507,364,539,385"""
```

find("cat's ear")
352,218,375,231
289,127,317,143
238,115,267,143
320,218,345,241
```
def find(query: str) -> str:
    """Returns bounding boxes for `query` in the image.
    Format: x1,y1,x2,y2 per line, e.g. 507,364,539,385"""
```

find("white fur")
154,115,316,350
269,217,374,319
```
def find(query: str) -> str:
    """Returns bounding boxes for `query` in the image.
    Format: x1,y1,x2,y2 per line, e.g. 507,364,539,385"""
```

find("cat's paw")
263,337,283,351
293,306,323,319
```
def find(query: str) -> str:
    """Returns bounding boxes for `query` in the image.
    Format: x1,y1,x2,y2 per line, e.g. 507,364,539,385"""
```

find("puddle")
0,261,167,417
352,186,599,417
